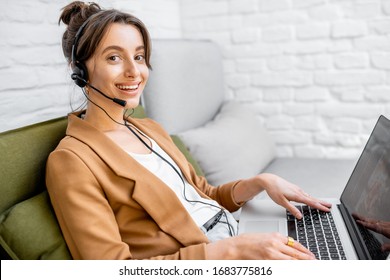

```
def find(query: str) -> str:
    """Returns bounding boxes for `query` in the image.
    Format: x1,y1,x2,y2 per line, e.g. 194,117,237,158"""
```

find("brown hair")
59,1,152,69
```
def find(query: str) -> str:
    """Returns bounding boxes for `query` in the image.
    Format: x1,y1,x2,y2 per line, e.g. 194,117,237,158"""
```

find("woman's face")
85,23,149,110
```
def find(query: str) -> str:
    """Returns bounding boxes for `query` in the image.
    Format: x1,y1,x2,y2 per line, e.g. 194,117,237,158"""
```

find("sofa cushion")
178,101,276,185
143,39,225,134
0,106,148,259
170,135,205,177
0,191,71,259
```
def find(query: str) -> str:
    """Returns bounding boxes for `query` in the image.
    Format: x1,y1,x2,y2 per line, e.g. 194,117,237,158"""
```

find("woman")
46,1,331,260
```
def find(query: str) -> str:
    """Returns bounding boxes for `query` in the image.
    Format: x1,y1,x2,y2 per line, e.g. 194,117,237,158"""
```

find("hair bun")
59,1,101,26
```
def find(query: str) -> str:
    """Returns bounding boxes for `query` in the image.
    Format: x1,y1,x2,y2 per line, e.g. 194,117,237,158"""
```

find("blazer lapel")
126,117,212,200
66,113,209,246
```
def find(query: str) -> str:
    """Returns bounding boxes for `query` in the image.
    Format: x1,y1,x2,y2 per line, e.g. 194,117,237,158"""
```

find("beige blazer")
46,112,242,260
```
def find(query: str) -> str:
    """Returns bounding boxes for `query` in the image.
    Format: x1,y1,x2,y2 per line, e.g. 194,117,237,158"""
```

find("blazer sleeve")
186,160,244,213
46,148,207,260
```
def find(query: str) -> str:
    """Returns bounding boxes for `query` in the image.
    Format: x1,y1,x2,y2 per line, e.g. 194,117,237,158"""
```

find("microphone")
71,73,127,107
88,84,127,107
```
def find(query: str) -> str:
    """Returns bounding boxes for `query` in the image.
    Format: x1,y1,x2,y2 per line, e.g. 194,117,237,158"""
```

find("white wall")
1,0,390,159
0,0,182,132
180,0,390,158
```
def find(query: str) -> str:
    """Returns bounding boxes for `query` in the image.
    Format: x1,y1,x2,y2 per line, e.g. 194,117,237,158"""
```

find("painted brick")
332,20,367,38
225,73,251,89
354,36,390,52
236,58,265,73
232,28,258,44
235,88,262,102
296,54,333,70
267,56,294,71
294,116,324,132
316,104,384,119
371,53,390,70
331,86,365,102
308,5,341,21
229,0,258,14
262,26,293,42
369,19,390,35
294,87,331,102
284,41,328,55
296,23,330,40
248,102,281,116
223,44,283,59
315,71,384,86
258,0,291,12
2,0,390,160
314,132,338,146
252,71,313,87
0,67,41,91
328,118,362,134
291,0,326,9
335,134,364,148
327,40,353,53
334,53,369,69
365,86,390,102
384,1,390,15
266,115,294,130
181,0,229,18
270,131,311,145
347,2,382,19
263,88,293,102
282,104,315,116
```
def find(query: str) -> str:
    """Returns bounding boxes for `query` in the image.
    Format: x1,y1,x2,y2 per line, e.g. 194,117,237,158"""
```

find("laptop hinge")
338,203,370,260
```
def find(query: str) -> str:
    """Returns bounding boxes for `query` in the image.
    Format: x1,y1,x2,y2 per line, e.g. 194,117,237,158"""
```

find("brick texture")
1,0,390,160
181,0,390,159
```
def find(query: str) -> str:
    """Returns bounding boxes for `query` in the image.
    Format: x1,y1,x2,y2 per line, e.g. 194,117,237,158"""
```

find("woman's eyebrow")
102,45,145,54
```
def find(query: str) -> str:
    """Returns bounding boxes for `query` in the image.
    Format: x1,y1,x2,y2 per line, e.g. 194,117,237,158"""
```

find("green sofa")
0,106,204,260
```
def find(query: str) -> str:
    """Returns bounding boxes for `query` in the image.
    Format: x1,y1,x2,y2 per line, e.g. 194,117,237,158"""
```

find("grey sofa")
143,39,357,200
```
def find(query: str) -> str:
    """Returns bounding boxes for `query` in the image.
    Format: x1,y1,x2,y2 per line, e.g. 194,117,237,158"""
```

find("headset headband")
71,18,91,66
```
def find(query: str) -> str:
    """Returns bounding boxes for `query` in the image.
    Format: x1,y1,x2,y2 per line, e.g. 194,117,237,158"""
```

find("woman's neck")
83,104,126,132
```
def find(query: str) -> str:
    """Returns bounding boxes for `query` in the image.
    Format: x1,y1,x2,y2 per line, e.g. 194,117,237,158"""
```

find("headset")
70,17,235,237
70,16,127,107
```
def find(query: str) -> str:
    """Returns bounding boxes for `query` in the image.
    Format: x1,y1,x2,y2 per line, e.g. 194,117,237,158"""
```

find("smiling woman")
45,1,331,260
84,23,149,119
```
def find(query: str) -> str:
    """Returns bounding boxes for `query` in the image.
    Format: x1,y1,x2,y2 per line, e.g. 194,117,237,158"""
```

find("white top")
128,137,237,241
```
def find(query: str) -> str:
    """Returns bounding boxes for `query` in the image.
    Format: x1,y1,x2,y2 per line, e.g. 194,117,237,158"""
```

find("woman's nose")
124,59,140,78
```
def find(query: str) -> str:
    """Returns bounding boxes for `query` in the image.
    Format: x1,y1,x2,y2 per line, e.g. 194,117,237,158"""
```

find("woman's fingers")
282,236,316,260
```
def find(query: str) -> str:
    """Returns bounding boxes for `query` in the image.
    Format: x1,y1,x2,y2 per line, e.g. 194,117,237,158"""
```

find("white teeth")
117,84,139,90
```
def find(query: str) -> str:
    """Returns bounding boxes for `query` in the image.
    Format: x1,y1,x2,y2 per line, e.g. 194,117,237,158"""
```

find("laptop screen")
341,115,390,260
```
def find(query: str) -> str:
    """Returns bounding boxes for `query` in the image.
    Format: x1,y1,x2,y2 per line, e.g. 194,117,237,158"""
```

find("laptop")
238,115,390,260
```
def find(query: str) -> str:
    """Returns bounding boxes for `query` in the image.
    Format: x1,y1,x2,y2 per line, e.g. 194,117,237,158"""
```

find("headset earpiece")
71,61,89,88
71,19,90,88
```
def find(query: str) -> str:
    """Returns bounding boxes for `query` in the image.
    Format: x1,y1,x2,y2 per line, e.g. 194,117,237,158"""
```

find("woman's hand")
206,232,316,260
259,173,332,219
233,173,332,219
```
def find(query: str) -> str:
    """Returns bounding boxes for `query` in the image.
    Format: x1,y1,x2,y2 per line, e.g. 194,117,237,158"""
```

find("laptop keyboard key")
286,205,346,260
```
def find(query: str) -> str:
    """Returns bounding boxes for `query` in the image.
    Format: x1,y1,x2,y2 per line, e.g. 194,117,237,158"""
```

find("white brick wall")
181,0,390,159
0,0,182,132
1,0,389,160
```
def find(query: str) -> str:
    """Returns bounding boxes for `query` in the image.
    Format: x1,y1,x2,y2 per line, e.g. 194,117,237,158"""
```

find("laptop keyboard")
287,205,346,260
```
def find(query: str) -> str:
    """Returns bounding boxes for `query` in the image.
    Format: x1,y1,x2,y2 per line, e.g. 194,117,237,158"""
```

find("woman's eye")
135,54,145,61
108,55,120,62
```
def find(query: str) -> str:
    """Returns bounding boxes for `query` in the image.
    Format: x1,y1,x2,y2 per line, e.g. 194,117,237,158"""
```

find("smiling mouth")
116,83,140,91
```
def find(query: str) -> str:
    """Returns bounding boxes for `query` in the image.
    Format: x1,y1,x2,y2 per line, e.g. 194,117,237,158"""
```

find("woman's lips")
116,83,140,91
